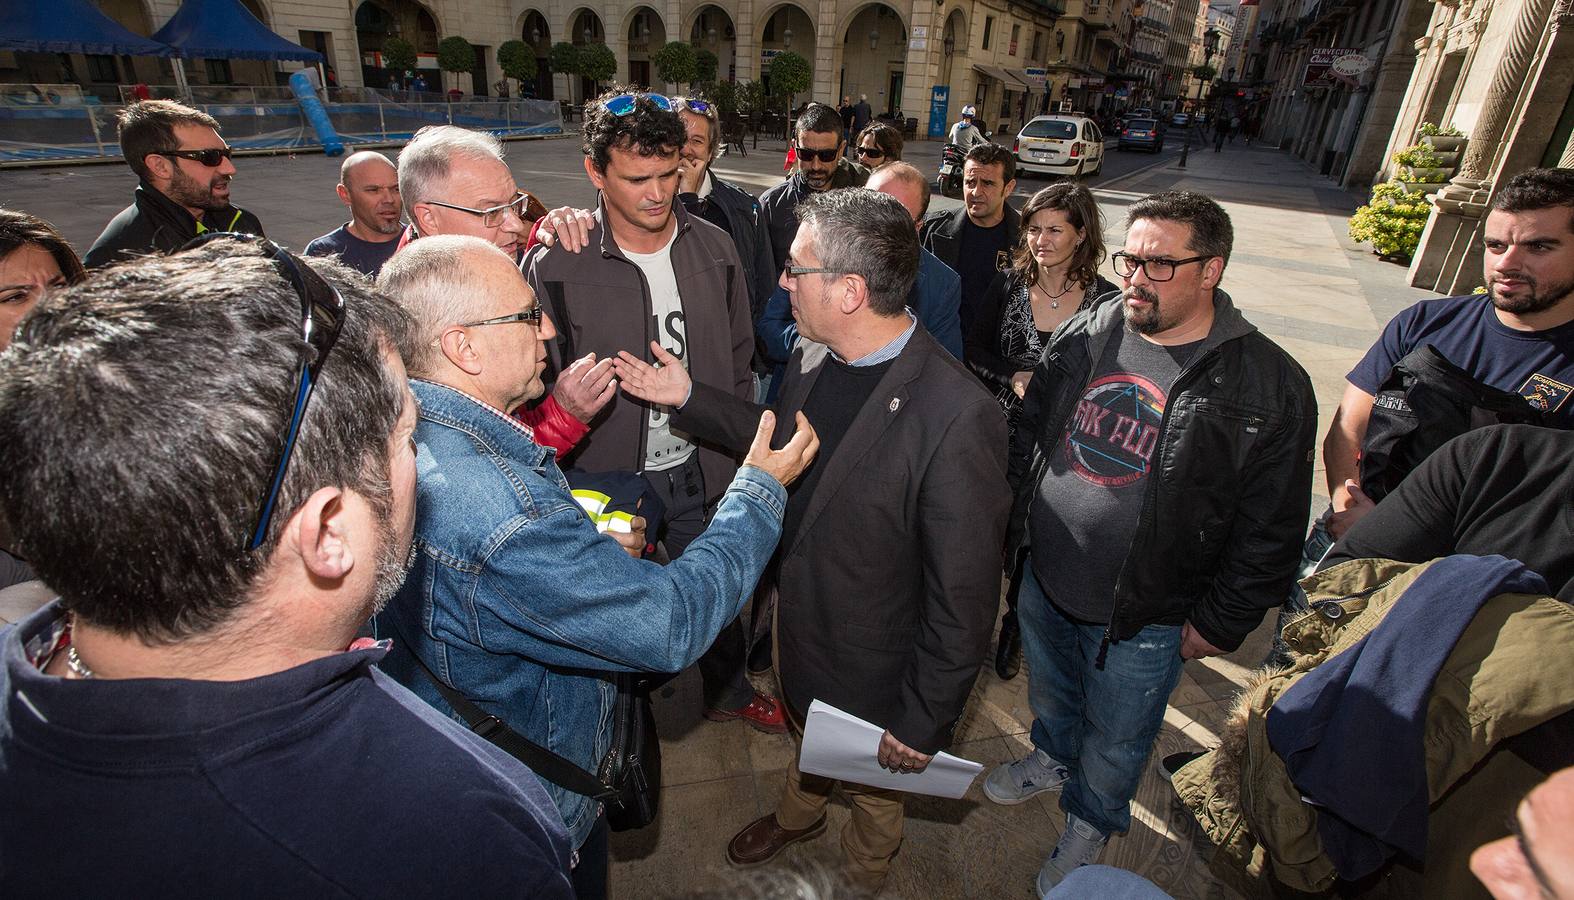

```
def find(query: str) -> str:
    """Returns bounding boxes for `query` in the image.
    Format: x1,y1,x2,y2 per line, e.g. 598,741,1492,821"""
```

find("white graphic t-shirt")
623,230,695,471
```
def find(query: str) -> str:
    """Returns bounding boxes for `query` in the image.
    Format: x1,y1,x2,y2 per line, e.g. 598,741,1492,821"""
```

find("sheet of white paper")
798,700,984,800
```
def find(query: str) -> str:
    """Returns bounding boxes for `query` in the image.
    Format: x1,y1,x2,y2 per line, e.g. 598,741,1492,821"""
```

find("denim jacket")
375,380,787,847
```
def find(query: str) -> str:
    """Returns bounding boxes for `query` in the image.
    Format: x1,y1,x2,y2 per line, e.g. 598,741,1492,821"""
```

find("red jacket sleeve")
512,394,589,456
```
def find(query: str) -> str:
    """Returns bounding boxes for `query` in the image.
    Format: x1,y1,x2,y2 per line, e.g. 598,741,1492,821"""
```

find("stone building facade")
1398,0,1574,293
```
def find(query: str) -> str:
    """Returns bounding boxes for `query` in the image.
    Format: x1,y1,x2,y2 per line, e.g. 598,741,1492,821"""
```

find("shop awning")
0,0,176,56
152,0,322,61
973,64,1029,90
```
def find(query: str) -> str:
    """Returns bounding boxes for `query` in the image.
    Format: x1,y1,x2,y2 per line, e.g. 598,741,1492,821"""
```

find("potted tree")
766,50,811,118
651,41,698,93
549,42,582,103
497,40,538,99
436,36,475,97
694,47,719,88
579,44,617,99
381,37,417,91
1349,182,1431,263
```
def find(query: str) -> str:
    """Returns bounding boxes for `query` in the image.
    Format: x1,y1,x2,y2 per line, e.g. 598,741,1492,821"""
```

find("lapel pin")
889,397,900,412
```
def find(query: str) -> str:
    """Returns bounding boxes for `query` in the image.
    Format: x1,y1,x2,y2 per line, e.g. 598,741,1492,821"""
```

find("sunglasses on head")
674,97,713,115
179,232,347,551
602,93,675,116
795,145,840,163
157,147,233,167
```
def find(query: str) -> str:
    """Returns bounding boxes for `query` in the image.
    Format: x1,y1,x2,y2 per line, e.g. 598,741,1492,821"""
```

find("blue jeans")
1046,864,1173,899
1018,562,1184,837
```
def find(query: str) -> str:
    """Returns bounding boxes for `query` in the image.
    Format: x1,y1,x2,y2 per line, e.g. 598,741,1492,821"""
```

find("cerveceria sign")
1303,48,1373,89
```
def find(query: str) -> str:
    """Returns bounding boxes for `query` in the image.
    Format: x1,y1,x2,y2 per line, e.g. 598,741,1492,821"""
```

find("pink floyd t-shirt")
1029,329,1202,623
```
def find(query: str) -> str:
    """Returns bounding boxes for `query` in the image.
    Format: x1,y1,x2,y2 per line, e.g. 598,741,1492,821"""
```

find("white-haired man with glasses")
395,124,613,459
986,191,1317,893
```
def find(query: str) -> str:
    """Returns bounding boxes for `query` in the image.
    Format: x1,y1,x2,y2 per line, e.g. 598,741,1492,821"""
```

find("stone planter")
1428,151,1461,167
1423,135,1466,152
1394,180,1445,194
1403,167,1451,183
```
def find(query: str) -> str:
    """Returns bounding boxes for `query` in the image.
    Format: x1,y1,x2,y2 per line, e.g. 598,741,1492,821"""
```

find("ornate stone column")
1410,0,1557,292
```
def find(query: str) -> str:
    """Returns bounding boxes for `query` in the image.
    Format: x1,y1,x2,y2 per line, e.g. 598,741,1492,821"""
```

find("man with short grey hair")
394,124,609,459
614,189,1008,894
375,234,819,898
305,150,402,276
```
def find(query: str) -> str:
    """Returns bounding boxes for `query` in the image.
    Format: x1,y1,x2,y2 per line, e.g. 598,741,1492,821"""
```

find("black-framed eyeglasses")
156,147,233,167
423,190,530,228
1110,251,1214,282
603,93,675,115
855,145,886,160
795,145,841,163
180,232,346,551
783,264,852,279
460,307,544,328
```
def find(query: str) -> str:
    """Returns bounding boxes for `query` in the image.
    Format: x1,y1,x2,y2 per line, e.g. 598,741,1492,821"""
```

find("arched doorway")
355,0,440,90
520,10,552,100
758,4,814,110
88,0,160,87
568,9,605,102
839,3,907,118
624,7,665,89
688,5,736,83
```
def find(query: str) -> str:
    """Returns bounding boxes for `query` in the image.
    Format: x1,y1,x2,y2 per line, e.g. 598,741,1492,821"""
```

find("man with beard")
1320,167,1574,541
305,151,403,276
919,142,1020,337
0,238,575,896
85,101,264,268
985,191,1316,893
758,103,869,272
376,235,817,899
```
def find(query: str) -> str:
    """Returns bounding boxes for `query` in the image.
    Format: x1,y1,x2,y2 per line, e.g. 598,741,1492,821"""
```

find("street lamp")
783,24,793,49
943,33,955,54
869,28,880,51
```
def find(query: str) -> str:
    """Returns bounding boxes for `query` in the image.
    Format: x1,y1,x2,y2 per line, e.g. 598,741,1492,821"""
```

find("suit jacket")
918,203,1021,276
674,327,1010,753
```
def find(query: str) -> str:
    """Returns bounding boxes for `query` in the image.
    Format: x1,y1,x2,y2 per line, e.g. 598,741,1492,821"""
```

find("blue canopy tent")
0,0,175,57
152,0,322,63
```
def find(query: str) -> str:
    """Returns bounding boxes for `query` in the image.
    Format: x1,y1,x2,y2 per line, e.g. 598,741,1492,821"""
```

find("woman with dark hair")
854,122,903,168
0,208,85,353
965,182,1116,679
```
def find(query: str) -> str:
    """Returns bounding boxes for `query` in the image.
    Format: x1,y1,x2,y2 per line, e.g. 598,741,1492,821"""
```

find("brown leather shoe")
725,813,827,867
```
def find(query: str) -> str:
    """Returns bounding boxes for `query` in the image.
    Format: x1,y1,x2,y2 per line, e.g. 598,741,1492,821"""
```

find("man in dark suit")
613,189,1009,894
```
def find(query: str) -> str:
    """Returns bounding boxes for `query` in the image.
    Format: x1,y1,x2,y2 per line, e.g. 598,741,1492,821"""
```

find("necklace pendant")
1051,299,1059,309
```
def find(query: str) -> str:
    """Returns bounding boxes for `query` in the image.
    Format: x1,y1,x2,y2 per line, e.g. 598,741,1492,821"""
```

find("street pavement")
0,131,1441,899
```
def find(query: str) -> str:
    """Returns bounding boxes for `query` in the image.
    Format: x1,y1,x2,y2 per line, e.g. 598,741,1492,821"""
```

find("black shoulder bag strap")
406,647,619,802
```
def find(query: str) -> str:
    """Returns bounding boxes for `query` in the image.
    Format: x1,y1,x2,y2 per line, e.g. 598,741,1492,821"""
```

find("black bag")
409,651,661,832
1360,344,1546,503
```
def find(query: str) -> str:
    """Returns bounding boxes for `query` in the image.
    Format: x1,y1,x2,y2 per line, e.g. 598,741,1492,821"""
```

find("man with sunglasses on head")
757,102,870,274
396,125,612,460
672,96,777,337
524,89,787,735
0,238,574,896
84,100,264,269
986,191,1316,893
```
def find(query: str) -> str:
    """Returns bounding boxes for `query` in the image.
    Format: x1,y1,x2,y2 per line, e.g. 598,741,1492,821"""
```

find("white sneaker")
1035,814,1109,896
982,748,1070,805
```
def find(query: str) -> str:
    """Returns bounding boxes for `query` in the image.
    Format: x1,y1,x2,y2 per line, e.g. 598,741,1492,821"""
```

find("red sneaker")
704,691,787,734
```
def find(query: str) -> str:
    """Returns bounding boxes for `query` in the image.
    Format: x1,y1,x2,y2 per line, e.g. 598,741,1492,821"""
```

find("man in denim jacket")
374,236,818,899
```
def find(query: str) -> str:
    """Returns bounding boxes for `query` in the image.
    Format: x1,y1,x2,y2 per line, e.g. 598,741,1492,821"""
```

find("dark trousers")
646,454,753,711
570,814,609,900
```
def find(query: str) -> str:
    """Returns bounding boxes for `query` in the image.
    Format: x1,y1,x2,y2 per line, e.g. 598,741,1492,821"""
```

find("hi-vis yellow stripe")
570,489,636,534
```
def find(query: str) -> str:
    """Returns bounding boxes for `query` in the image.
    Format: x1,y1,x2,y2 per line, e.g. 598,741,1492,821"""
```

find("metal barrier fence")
0,92,563,163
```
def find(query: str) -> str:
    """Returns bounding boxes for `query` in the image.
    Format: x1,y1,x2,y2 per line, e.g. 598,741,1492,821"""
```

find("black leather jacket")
681,174,777,324
1006,289,1318,651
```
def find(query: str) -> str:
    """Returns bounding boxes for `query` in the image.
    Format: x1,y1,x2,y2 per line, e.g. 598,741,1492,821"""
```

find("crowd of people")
0,92,1571,900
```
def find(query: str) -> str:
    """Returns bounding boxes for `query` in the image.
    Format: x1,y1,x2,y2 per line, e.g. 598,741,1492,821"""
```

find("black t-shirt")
782,355,895,548
1324,423,1574,602
957,216,1013,337
1030,330,1203,622
304,224,402,277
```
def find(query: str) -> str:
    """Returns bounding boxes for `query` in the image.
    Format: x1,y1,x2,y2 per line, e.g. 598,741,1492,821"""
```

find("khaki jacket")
1173,558,1574,898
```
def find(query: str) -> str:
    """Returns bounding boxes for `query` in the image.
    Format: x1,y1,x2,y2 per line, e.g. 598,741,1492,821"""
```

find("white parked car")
1013,115,1105,178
